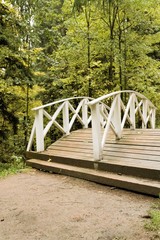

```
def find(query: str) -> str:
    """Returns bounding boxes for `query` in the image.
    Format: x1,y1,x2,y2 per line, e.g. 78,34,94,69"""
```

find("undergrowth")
145,198,160,238
0,155,26,178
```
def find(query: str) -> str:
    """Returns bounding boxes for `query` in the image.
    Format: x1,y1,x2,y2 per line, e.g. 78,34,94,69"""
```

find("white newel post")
112,94,121,139
82,99,88,128
142,99,148,128
35,109,44,152
90,103,103,161
63,101,69,135
130,93,136,129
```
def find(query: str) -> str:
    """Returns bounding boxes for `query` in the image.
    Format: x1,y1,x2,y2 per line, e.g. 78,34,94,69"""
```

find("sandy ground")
0,170,158,240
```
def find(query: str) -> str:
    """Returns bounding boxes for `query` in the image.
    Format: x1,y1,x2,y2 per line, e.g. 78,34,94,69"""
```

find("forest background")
0,0,160,163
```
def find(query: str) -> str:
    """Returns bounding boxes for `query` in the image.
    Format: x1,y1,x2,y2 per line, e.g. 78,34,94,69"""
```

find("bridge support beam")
90,104,103,161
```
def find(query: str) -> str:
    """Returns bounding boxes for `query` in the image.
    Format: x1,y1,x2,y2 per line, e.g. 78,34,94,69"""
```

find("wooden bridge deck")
26,128,160,196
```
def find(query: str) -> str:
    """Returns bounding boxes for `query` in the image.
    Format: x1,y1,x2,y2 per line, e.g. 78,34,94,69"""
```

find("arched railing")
27,97,93,152
88,90,156,161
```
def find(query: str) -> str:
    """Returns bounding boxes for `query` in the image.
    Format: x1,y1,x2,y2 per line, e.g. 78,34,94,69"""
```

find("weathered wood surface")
27,159,160,196
45,128,160,171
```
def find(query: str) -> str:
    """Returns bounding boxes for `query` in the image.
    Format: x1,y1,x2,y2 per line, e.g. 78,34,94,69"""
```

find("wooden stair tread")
26,159,160,196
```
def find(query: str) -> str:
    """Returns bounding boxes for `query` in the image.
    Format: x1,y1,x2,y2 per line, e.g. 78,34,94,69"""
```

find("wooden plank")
104,147,160,156
46,149,93,158
105,139,160,147
51,140,160,152
49,143,160,157
103,151,160,162
102,156,160,170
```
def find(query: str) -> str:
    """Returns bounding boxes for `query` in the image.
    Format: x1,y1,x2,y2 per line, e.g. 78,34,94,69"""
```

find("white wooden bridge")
26,91,160,196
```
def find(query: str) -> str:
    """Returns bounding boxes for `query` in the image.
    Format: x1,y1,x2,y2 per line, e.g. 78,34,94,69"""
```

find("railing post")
63,101,69,134
35,109,44,152
142,99,148,128
151,108,156,129
112,94,121,139
130,93,135,129
90,103,103,161
82,99,88,128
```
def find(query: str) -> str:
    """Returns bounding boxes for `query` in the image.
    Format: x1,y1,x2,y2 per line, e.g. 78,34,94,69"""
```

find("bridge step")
26,151,160,180
26,128,160,196
26,159,160,197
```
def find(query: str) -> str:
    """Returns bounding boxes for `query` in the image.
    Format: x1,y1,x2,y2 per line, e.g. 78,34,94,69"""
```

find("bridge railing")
27,97,93,152
88,90,156,161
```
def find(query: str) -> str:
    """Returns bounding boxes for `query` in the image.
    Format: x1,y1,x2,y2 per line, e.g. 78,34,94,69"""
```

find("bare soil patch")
0,170,157,240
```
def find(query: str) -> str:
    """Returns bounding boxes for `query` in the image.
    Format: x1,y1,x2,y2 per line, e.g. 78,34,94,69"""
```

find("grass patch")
0,155,27,178
145,199,160,236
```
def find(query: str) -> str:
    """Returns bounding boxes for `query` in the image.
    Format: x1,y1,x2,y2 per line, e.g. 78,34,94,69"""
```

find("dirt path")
0,170,157,240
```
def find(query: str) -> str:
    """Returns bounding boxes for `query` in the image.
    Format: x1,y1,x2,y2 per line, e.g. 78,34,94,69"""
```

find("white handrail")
88,91,156,161
27,97,94,152
27,91,156,162
32,97,93,111
88,90,155,108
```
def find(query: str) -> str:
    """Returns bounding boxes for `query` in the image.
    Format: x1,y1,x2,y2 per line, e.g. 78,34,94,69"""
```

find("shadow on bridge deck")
26,128,160,196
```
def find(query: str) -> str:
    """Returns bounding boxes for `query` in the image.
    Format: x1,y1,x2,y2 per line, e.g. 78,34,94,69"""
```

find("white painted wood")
151,108,156,129
88,91,156,161
82,98,88,128
101,96,119,148
43,102,65,137
27,120,36,151
27,92,156,160
142,99,148,128
63,101,69,135
121,94,134,130
69,100,84,130
129,93,136,129
35,109,44,152
43,110,52,120
112,94,121,139
135,97,145,125
28,97,92,152
88,90,155,108
33,97,93,111
87,115,92,125
90,103,103,161
120,100,133,126
135,100,143,114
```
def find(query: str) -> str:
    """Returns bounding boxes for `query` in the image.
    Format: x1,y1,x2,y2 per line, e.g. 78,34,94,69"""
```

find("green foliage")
0,1,43,163
145,200,160,233
0,0,160,162
0,156,26,178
